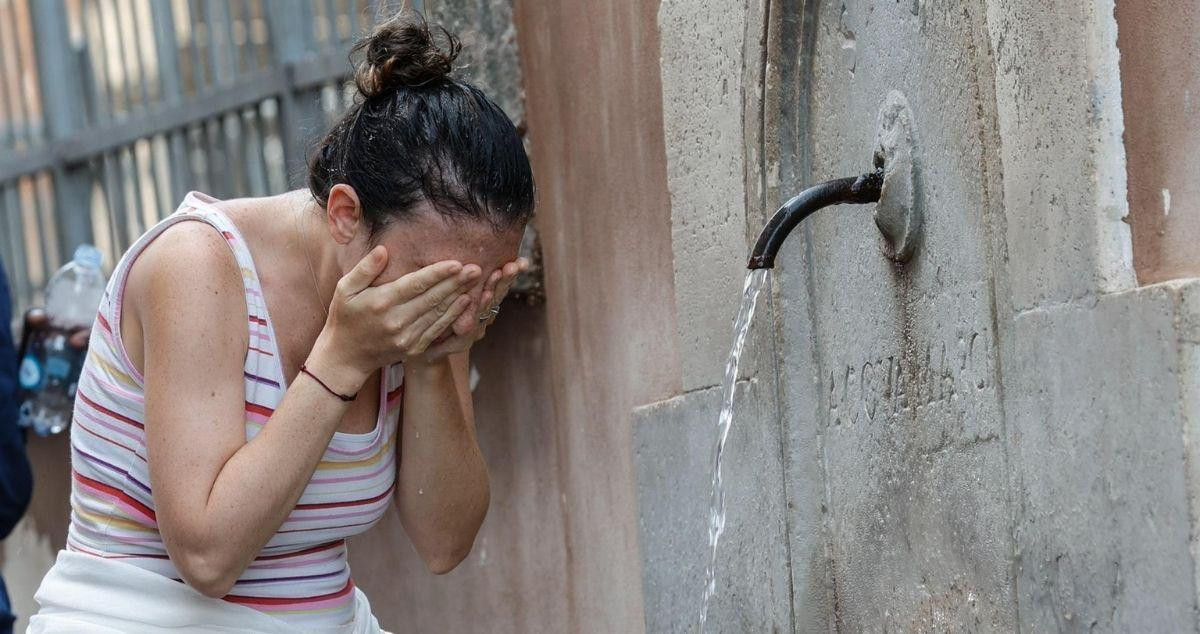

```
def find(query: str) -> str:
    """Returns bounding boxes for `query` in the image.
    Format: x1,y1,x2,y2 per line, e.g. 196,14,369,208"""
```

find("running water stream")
698,268,771,632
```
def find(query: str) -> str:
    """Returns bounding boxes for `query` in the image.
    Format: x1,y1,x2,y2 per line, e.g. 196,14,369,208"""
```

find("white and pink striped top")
66,192,402,629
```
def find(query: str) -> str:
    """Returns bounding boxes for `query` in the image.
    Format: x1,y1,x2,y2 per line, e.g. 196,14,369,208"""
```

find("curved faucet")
747,170,883,269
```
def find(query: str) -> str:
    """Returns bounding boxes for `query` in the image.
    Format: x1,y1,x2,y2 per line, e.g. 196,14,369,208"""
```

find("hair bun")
353,15,460,98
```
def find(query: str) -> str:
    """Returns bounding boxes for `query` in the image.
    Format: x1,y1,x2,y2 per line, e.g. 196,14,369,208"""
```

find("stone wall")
634,0,1200,630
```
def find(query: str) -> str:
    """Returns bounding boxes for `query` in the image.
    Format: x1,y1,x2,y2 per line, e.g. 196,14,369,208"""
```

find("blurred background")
3,0,388,314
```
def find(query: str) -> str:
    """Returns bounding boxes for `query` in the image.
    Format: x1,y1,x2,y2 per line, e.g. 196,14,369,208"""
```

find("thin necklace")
295,202,330,318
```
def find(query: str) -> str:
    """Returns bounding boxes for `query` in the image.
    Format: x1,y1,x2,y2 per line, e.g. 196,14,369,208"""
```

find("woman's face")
357,201,524,341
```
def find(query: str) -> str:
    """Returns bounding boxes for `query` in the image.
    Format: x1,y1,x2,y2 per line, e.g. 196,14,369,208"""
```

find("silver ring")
478,305,500,322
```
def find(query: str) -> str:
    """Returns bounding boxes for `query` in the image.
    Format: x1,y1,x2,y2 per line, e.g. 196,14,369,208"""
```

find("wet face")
368,202,523,341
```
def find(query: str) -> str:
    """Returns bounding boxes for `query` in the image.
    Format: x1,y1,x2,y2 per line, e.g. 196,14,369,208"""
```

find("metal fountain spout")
747,90,922,270
746,170,883,270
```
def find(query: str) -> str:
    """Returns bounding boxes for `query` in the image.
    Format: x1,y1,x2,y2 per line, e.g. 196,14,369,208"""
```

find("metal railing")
1,0,413,315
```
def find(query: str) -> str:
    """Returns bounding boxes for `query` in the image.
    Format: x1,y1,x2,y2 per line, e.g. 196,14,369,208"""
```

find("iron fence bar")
14,1,39,145
0,149,57,186
264,0,316,187
323,0,339,47
149,142,166,223
0,10,12,150
248,0,270,71
30,0,96,262
17,2,47,146
148,134,171,217
185,124,208,193
78,34,102,126
97,0,130,117
30,0,88,138
228,0,248,76
82,1,112,122
150,0,191,204
203,0,234,86
290,51,354,91
220,0,240,79
0,185,18,315
241,108,267,196
222,112,247,196
0,51,352,183
145,135,165,218
3,183,33,311
112,0,146,112
102,152,132,252
352,0,365,34
138,142,159,228
168,129,190,205
0,3,31,149
199,117,219,196
19,178,51,296
258,98,287,193
127,0,156,108
121,146,144,239
150,0,183,102
33,173,61,272
186,0,209,93
2,187,24,313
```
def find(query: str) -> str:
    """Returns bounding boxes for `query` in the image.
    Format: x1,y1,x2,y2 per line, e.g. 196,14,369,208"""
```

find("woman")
30,13,532,633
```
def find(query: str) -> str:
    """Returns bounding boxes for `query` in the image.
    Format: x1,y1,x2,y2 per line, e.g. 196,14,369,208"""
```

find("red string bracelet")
299,364,357,402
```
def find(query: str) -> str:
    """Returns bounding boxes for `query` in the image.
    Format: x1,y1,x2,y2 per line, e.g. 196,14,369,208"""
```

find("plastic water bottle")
17,245,106,436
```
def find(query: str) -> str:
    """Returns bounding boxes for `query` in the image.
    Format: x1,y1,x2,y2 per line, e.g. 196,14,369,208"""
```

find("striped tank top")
66,192,402,629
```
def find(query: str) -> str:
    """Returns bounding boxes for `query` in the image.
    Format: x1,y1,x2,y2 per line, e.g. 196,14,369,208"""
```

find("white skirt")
28,550,387,633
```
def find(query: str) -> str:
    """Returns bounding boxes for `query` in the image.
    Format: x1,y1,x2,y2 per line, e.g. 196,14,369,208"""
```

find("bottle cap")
73,244,102,270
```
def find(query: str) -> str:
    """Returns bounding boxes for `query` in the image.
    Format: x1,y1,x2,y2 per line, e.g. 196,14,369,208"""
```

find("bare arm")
394,351,489,573
137,226,476,596
392,259,526,573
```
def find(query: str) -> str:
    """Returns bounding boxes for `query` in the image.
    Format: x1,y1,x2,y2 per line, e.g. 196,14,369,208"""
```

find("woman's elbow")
420,539,475,575
411,515,487,574
171,546,240,598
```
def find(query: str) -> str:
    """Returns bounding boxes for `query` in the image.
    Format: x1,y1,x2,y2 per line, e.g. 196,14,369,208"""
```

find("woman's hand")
413,257,530,363
309,246,481,391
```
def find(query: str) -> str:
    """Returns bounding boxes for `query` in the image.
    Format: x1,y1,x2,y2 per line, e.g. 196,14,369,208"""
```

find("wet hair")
307,13,535,236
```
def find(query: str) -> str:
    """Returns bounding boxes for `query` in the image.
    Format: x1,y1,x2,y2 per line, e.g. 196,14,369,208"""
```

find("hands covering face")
322,247,530,373
416,256,530,363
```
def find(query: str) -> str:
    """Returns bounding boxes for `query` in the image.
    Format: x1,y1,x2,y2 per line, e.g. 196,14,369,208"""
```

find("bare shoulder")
132,220,240,295
125,220,247,336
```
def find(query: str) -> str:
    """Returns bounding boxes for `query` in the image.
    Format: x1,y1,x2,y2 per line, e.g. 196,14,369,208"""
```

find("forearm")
163,345,360,591
396,356,489,572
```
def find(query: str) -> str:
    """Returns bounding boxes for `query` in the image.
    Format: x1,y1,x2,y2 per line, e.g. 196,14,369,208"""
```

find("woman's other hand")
413,257,529,363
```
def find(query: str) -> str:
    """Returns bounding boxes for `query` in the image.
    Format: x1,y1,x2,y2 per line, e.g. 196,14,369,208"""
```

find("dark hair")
307,13,534,236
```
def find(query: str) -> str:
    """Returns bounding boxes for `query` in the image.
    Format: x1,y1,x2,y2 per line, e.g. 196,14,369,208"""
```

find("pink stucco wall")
355,1,683,631
1117,0,1200,283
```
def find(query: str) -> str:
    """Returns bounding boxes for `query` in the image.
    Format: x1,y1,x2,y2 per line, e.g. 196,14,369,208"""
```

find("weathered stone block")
658,0,751,392
1006,282,1200,631
632,379,791,633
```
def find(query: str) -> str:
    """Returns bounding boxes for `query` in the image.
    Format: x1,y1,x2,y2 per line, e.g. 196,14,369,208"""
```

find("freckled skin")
118,186,525,593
